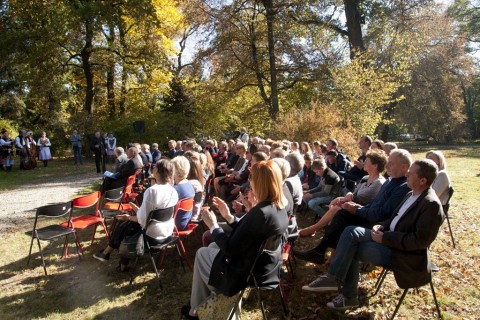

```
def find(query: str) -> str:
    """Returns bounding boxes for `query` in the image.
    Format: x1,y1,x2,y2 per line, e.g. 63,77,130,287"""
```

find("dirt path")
0,172,101,233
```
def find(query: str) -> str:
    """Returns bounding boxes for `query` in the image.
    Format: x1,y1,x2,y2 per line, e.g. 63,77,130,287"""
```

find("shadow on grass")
0,229,200,319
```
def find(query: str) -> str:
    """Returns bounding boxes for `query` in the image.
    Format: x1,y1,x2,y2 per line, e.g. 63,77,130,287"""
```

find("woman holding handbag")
93,159,178,272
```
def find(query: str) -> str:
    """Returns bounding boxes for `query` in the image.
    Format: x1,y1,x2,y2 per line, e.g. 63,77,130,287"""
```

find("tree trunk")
262,0,279,119
119,24,127,115
248,7,271,109
344,0,365,59
81,18,94,114
106,23,116,116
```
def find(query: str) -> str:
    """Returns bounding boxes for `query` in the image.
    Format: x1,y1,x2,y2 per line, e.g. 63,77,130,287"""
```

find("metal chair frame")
128,206,185,288
27,201,81,275
228,234,288,320
443,186,455,248
372,268,441,319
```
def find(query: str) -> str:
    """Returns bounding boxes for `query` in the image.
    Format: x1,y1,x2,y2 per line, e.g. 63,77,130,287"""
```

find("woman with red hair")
181,160,289,319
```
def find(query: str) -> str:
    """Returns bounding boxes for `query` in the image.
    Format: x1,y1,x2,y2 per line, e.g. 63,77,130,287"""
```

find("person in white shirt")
94,159,179,272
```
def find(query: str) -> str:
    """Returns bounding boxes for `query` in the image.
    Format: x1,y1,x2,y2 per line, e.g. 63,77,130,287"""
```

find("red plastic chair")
173,197,195,270
60,191,108,254
103,174,138,212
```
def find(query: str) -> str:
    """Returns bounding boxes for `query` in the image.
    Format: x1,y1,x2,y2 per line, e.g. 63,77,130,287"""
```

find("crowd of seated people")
82,132,451,317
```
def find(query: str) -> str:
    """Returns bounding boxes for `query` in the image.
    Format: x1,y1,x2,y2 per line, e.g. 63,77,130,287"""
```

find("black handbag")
119,221,146,256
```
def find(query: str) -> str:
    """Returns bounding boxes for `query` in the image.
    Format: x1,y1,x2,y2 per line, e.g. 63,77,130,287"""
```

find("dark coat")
90,136,106,155
117,156,143,184
209,201,289,296
381,188,445,289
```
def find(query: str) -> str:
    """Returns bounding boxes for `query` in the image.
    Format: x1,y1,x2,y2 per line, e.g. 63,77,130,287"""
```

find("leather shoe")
293,248,324,264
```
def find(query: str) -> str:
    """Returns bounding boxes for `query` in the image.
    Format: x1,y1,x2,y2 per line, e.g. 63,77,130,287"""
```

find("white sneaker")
301,274,338,292
326,294,359,310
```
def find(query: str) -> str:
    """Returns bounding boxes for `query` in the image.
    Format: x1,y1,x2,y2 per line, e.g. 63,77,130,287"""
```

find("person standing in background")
106,132,117,164
37,131,52,167
237,127,249,143
15,129,28,170
70,130,83,165
91,131,106,173
0,129,14,172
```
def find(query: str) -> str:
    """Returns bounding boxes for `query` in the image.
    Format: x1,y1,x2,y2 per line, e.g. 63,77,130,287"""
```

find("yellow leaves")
152,0,184,35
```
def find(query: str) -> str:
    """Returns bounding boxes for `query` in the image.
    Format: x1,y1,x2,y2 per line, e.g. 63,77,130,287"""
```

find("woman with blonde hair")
426,150,451,205
181,160,289,319
171,156,195,230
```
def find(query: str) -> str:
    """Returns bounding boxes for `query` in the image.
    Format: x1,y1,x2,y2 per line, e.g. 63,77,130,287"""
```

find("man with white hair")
114,147,128,172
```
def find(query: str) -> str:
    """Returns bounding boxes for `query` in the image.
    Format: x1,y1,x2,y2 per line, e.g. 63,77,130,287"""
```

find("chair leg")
149,252,163,290
101,221,110,241
36,237,48,276
109,218,118,237
175,243,187,273
390,289,408,320
62,235,69,258
430,280,442,319
129,257,139,286
90,223,98,246
445,215,455,248
73,234,82,260
279,280,289,315
255,287,268,320
74,232,84,254
27,235,35,266
177,237,193,271
373,268,389,296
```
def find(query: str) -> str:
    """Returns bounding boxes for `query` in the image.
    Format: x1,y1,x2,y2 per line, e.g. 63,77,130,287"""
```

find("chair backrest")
173,197,195,219
123,174,137,197
248,233,284,288
443,186,454,214
147,206,176,224
36,201,73,218
73,191,101,215
103,187,124,202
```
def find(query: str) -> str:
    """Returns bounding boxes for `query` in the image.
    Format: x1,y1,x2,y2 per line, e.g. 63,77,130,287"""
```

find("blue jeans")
328,226,392,299
306,195,334,217
73,147,83,164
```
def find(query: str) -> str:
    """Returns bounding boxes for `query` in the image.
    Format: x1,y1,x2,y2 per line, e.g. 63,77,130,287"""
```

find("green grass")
0,159,96,191
0,144,479,319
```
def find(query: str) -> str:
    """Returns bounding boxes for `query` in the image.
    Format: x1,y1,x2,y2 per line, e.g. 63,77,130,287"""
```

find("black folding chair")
100,187,125,235
27,201,81,275
228,234,288,320
128,206,185,288
443,186,455,248
372,267,441,319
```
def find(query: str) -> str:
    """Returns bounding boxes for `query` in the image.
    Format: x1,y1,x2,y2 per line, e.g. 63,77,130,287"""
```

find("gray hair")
272,158,291,181
171,155,190,180
390,149,413,167
115,147,125,156
384,142,398,154
270,148,287,159
285,152,305,175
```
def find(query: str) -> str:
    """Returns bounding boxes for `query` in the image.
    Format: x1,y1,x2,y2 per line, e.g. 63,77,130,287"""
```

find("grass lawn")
0,144,479,319
0,158,95,192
